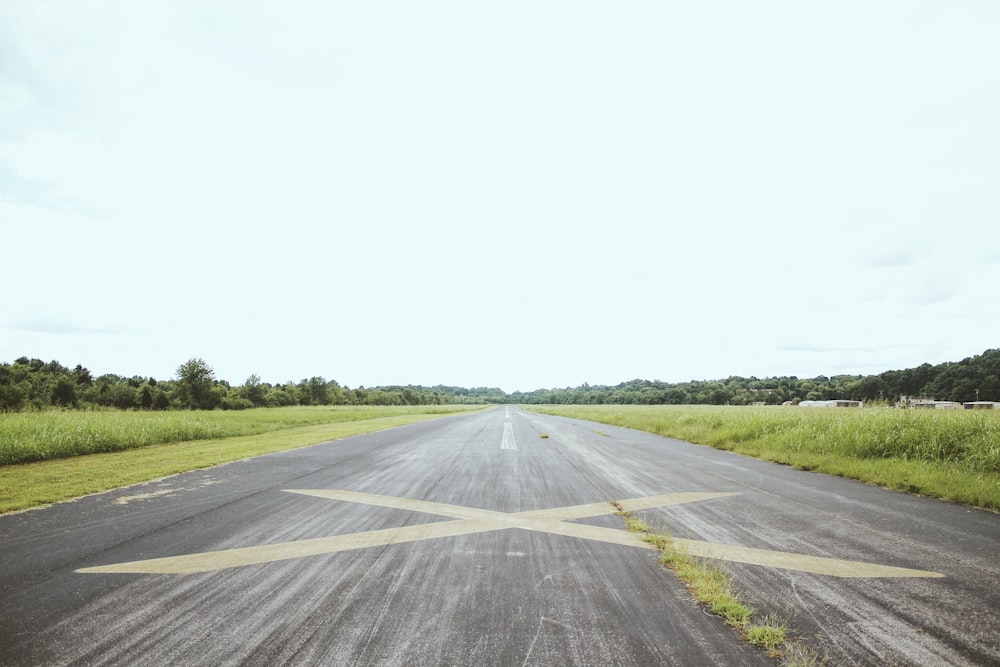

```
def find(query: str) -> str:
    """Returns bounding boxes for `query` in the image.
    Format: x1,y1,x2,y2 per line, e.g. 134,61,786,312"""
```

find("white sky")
2,2,998,393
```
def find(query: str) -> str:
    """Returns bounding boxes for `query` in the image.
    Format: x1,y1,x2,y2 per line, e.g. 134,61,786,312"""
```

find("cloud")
0,4,97,141
974,247,1000,264
778,343,919,354
860,247,919,268
859,239,936,268
6,317,135,336
0,164,49,197
0,165,101,216
908,272,962,305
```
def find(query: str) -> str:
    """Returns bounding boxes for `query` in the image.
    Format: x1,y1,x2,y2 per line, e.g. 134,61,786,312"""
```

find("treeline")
507,349,1000,406
1,349,997,412
508,376,865,406
0,357,503,412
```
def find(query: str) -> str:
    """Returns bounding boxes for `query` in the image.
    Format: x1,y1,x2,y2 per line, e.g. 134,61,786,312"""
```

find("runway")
1,407,997,665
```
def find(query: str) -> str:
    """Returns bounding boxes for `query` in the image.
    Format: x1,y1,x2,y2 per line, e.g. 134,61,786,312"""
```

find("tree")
0,365,26,411
151,385,171,410
300,376,331,405
265,386,296,406
107,381,138,410
72,364,93,387
175,357,216,409
51,376,78,407
136,383,155,409
241,374,267,406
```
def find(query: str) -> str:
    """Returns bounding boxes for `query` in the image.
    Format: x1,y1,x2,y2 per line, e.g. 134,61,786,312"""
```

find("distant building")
900,396,966,410
964,401,1000,410
798,400,862,408
899,396,938,409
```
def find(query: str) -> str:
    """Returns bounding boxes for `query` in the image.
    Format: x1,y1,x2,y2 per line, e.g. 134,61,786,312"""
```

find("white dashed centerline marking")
501,422,517,450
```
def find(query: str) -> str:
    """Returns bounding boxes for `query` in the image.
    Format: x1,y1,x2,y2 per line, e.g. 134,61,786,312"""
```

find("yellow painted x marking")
77,490,942,578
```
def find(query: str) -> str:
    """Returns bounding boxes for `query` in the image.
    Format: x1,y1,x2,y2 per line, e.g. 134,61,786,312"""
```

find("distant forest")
1,349,997,412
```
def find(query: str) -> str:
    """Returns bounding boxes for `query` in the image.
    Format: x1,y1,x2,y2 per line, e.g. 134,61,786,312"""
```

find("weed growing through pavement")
746,614,789,654
782,642,829,666
615,503,820,664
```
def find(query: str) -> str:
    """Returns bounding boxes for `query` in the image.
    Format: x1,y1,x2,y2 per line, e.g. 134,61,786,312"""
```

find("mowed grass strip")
533,405,1000,511
0,406,482,514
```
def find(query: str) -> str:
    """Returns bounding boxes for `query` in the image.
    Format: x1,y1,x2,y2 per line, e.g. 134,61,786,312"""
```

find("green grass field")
0,405,483,513
530,405,1000,511
0,405,481,465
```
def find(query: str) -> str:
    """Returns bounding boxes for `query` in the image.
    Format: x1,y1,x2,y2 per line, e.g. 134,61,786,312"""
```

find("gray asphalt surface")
1,407,998,666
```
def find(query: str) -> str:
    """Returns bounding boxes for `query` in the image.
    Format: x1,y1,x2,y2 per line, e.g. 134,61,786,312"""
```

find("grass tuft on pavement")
617,505,817,663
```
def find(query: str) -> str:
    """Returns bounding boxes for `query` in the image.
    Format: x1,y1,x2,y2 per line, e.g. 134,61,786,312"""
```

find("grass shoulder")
534,405,1000,511
0,406,483,514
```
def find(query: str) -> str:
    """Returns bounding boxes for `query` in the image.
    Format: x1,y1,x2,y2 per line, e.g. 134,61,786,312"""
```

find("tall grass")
0,405,479,466
532,405,1000,510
